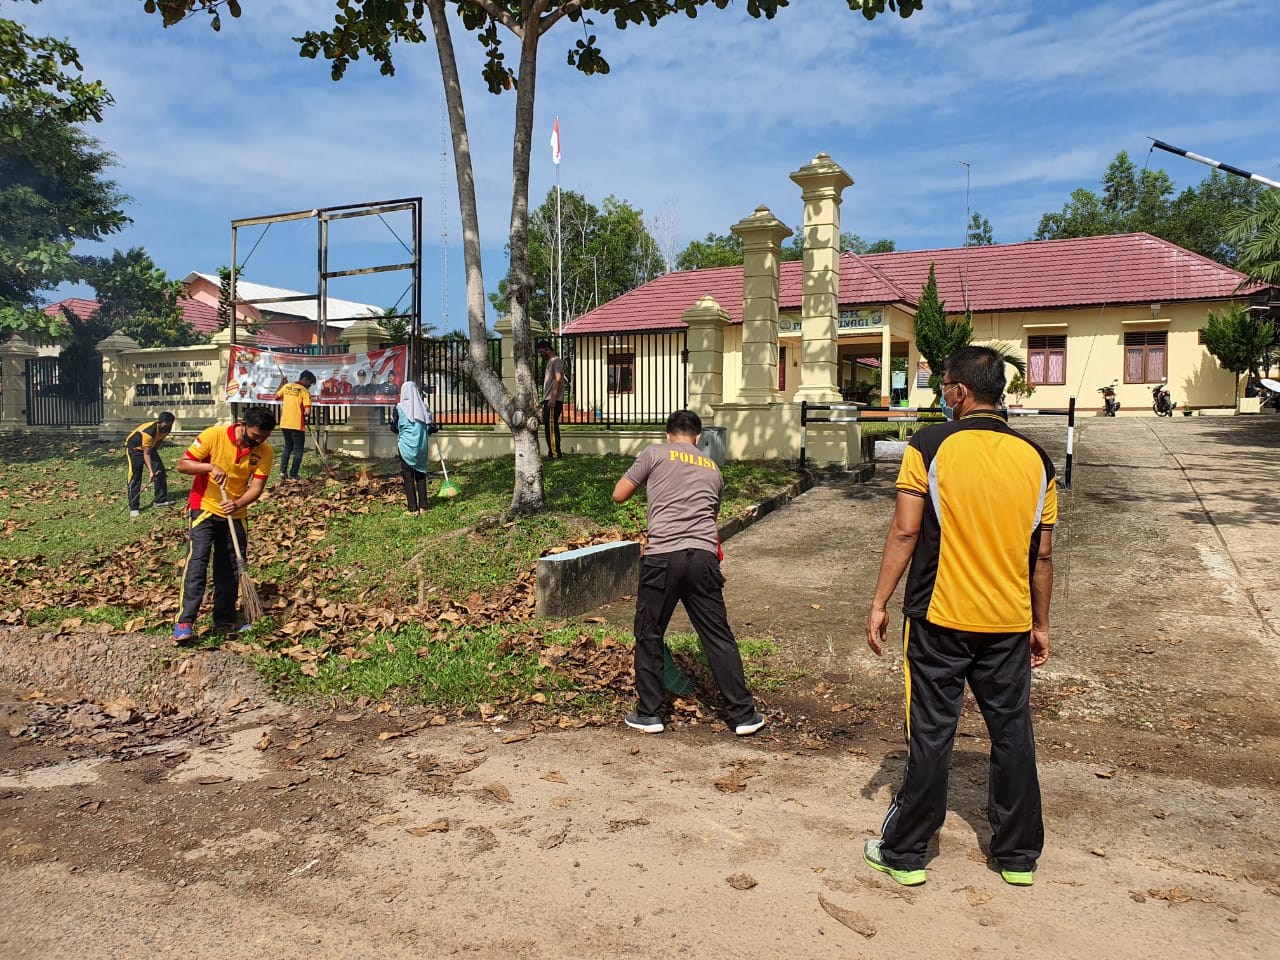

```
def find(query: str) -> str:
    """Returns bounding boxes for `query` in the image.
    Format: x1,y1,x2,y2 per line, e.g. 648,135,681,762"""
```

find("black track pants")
632,548,755,726
126,447,168,510
879,617,1043,872
177,512,246,627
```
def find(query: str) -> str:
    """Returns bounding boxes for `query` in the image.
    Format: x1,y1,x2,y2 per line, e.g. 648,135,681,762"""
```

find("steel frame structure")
228,198,424,382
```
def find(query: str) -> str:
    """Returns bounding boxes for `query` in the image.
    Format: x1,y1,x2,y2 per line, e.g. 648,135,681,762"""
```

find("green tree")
1034,150,1263,266
965,212,994,246
0,2,112,125
489,189,663,328
675,231,743,271
1202,303,1277,398
780,229,895,262
1168,171,1265,268
0,6,127,339
80,247,204,347
913,263,971,401
146,0,922,513
912,264,1024,404
1226,188,1280,288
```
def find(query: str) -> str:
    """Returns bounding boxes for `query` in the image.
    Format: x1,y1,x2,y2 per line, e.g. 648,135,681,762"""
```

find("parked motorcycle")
1097,382,1120,416
1152,380,1177,416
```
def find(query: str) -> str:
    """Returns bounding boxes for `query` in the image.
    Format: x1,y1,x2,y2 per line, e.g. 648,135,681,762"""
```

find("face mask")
939,387,956,421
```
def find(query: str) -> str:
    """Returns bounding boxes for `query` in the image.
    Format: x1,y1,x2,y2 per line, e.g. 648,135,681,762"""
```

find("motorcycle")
1152,380,1177,417
1097,382,1120,416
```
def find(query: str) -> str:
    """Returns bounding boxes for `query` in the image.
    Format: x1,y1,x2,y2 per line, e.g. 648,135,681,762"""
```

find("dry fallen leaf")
406,819,450,836
817,895,876,939
725,873,757,890
368,814,402,826
481,782,512,803
542,771,567,784
255,732,271,751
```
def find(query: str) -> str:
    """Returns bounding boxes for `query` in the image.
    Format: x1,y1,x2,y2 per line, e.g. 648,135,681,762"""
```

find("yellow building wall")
978,300,1242,414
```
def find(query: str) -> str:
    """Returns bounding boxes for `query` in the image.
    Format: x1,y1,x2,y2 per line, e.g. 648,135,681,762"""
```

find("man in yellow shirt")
274,370,315,482
863,346,1056,889
173,408,276,642
125,412,175,518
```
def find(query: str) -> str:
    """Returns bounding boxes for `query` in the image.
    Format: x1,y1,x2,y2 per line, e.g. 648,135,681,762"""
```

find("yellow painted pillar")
0,334,38,431
790,153,853,404
730,206,792,403
682,296,731,420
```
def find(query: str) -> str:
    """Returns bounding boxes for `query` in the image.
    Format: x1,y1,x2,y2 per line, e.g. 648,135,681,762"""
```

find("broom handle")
212,481,249,569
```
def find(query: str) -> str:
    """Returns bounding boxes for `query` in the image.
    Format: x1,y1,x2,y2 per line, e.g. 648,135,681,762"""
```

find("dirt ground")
2,415,1278,959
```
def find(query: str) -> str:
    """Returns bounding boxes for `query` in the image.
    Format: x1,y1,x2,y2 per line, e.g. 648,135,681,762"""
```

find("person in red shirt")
172,408,276,642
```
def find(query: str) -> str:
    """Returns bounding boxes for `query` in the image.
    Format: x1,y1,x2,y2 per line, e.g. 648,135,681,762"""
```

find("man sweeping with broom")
172,408,276,643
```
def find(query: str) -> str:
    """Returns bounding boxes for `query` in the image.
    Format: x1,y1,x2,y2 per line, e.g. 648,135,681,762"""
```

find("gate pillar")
0,335,38,431
97,330,141,437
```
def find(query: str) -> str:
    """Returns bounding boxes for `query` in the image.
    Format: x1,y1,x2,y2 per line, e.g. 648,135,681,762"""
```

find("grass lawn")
0,433,802,717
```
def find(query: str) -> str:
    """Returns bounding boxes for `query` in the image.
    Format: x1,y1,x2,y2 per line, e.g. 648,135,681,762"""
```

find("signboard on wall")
129,357,219,413
227,345,407,405
778,309,885,334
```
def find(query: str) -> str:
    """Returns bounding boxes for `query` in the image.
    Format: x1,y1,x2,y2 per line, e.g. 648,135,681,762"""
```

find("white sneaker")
129,510,140,519
734,712,766,736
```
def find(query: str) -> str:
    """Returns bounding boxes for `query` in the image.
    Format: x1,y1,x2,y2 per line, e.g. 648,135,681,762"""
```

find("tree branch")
470,0,524,36
539,0,584,35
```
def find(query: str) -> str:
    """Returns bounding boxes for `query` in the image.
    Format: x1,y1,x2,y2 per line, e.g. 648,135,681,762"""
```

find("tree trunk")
427,0,544,514
501,10,547,514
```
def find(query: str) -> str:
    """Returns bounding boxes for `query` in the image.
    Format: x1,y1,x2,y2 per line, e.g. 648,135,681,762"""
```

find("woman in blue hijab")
394,380,433,514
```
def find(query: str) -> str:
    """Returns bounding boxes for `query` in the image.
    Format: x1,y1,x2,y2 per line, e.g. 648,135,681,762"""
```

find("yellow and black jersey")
183,425,273,519
126,420,164,451
896,413,1057,632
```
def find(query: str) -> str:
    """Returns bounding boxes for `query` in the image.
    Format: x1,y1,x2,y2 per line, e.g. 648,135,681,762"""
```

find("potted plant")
1006,372,1036,408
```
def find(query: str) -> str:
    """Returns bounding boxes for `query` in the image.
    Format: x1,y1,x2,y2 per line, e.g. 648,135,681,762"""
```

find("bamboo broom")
215,482,264,624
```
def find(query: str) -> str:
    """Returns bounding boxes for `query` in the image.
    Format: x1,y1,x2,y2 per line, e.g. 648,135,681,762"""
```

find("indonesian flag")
550,116,561,165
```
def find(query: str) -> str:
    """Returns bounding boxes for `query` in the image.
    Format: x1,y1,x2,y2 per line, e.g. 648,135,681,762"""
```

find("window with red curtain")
1124,331,1167,383
1027,335,1067,385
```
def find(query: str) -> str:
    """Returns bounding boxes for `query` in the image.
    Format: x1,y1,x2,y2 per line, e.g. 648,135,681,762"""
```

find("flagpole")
555,159,562,334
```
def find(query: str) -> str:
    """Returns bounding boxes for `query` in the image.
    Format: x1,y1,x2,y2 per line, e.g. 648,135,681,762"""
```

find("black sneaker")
734,712,766,736
624,711,664,734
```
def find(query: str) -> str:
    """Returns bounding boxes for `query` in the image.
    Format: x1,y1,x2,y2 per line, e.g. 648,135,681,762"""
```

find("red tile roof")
42,296,293,348
562,233,1260,334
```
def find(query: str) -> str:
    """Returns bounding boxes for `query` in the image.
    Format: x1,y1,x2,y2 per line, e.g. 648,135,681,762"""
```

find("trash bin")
698,425,727,469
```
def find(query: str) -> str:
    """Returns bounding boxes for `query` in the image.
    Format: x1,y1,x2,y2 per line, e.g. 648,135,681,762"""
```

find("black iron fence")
557,330,687,428
420,337,504,426
25,356,103,427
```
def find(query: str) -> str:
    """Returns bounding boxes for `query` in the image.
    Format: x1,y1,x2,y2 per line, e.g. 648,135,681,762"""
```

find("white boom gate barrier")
799,398,1078,490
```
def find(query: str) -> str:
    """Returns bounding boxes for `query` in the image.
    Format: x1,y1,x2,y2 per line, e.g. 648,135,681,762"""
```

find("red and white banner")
550,116,561,165
226,345,408,406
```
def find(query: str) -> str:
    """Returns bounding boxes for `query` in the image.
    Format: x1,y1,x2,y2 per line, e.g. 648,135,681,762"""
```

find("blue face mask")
939,386,956,421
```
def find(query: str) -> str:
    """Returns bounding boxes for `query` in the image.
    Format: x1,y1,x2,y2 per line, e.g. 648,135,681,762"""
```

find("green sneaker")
1000,867,1035,886
863,839,926,887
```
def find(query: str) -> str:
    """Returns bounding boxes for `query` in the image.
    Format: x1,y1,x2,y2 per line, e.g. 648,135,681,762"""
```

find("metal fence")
421,337,504,426
25,356,103,427
558,330,688,428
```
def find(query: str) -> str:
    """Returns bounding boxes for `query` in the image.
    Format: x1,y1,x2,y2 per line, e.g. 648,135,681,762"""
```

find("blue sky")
22,0,1280,332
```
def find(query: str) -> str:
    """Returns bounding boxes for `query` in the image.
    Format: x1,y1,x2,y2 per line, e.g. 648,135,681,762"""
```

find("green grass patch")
2,435,804,708
664,632,800,692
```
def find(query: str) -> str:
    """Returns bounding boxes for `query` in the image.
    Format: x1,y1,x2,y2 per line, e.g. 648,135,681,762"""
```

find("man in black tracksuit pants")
125,412,175,517
612,409,764,737
864,346,1057,888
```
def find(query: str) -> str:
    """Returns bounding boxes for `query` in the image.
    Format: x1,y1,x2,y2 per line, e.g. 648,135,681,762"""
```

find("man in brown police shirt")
612,409,765,736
